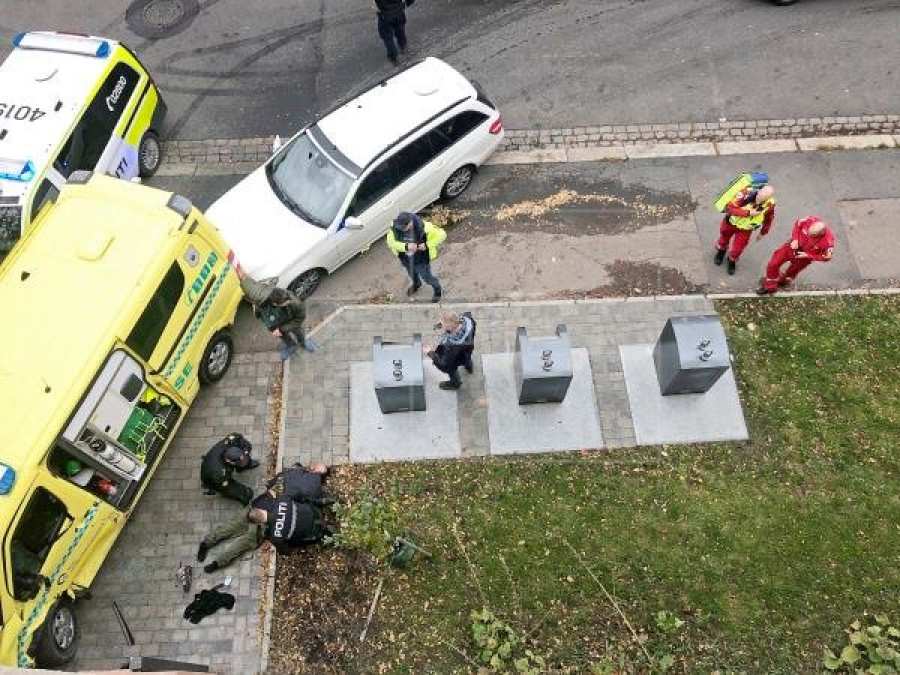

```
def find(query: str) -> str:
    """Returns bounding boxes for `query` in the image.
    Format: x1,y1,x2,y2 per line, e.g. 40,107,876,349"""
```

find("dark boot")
714,248,726,265
439,380,461,390
755,286,775,296
406,284,421,296
727,259,737,275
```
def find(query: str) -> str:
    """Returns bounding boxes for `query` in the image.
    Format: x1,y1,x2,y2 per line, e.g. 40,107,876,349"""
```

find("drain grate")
125,0,199,39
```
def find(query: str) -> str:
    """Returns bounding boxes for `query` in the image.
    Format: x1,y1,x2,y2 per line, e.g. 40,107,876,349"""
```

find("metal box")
372,335,426,414
514,325,573,405
653,315,730,396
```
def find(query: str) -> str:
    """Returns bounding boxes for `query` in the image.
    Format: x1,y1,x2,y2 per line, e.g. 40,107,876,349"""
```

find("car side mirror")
272,135,284,154
344,216,363,230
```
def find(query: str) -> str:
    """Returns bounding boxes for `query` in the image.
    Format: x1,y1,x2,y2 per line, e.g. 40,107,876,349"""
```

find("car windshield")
264,132,354,229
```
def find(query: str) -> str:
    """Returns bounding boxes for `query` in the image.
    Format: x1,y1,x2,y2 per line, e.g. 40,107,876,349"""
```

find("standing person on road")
715,184,777,275
386,211,446,303
424,311,476,390
200,433,259,506
239,271,319,360
756,216,835,295
374,0,415,65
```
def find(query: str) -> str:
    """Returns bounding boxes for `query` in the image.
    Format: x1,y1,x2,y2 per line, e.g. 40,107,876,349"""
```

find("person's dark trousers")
217,479,252,506
406,258,441,295
446,367,462,387
377,11,407,62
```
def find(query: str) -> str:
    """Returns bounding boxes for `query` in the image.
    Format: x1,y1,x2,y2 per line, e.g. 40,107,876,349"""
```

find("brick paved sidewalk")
159,113,900,169
68,352,279,674
280,296,714,467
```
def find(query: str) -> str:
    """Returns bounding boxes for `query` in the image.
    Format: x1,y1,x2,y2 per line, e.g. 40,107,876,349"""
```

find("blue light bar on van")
0,463,14,495
13,31,110,58
0,158,35,183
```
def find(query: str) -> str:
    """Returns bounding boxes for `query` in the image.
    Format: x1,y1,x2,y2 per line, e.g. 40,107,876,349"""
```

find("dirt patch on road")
554,259,707,298
437,180,696,243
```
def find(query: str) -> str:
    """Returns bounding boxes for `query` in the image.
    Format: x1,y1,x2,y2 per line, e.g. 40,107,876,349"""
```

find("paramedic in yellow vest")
386,211,446,303
714,184,776,275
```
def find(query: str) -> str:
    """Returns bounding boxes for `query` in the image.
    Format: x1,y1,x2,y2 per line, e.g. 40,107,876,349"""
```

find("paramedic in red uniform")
756,216,835,295
714,184,776,275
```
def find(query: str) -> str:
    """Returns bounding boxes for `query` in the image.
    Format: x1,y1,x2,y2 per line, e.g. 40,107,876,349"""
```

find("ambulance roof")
0,32,118,202
316,57,477,170
0,174,186,489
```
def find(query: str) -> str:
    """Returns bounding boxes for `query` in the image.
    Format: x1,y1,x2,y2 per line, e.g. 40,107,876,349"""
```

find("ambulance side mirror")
272,135,284,154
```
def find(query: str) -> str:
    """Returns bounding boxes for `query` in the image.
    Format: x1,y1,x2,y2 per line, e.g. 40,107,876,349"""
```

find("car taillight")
489,116,503,135
227,249,243,277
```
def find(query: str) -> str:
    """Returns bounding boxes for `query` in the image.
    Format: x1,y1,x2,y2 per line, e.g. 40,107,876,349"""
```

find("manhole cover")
142,0,185,28
125,0,199,39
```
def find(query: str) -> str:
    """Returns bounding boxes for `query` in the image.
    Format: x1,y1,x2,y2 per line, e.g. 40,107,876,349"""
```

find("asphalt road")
2,0,899,139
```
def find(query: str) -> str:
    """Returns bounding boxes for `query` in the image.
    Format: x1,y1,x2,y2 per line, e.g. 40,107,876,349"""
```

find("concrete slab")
838,198,900,280
824,148,900,200
619,343,748,446
349,361,461,463
566,146,627,162
625,142,716,159
485,148,569,165
716,139,798,155
482,349,604,455
797,135,896,152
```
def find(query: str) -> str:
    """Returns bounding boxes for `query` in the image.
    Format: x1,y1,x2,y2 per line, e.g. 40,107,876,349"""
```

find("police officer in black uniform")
200,433,259,506
375,0,415,65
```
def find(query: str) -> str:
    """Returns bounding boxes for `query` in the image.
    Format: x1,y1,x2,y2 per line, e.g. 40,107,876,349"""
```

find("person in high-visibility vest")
756,216,835,295
714,184,777,275
386,211,446,303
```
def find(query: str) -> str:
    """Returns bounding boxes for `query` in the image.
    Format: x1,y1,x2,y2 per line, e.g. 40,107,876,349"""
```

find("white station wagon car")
207,57,503,297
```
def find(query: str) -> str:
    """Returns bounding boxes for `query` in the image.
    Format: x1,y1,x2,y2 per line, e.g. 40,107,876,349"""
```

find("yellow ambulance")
0,31,166,253
0,172,243,668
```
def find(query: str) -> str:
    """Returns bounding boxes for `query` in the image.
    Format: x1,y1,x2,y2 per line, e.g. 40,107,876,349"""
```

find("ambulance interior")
47,349,180,509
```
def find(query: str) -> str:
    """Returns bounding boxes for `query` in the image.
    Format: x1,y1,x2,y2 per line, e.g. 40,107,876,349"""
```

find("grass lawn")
271,296,900,673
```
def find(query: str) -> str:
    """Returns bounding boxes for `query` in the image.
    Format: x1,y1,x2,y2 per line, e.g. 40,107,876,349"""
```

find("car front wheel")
33,601,79,668
288,269,325,299
138,131,162,177
441,165,476,200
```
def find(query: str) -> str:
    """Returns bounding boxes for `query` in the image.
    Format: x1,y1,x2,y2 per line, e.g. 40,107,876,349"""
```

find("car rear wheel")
138,131,162,177
288,269,325,299
33,601,79,668
440,165,476,200
199,330,234,385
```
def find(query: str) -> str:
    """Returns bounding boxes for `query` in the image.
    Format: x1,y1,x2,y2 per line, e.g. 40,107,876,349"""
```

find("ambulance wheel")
288,269,325,299
138,131,162,177
440,165,476,200
200,330,234,385
33,600,79,667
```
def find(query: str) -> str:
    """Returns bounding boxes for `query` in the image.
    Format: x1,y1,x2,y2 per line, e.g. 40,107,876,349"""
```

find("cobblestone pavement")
280,296,714,467
67,352,279,674
158,114,900,170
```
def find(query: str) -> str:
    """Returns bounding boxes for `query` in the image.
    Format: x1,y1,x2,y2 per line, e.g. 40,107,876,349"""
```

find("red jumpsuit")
717,190,776,262
763,216,835,291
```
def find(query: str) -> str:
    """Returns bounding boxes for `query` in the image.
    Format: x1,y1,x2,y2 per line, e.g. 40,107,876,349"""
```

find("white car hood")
206,166,327,280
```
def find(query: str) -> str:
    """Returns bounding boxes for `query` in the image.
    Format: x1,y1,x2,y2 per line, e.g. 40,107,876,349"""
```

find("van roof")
0,32,119,201
0,175,186,482
316,57,477,170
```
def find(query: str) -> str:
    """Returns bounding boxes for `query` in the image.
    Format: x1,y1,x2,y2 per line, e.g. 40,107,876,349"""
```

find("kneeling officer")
200,433,259,506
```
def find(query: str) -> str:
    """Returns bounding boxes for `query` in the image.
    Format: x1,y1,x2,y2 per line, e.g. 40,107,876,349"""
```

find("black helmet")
224,446,248,464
